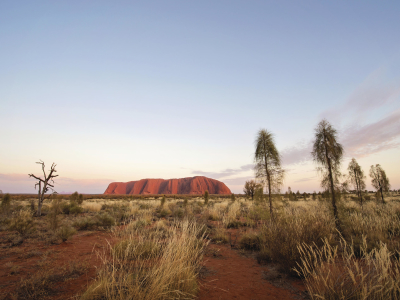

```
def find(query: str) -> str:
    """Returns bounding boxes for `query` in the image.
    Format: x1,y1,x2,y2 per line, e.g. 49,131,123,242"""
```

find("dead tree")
28,160,58,216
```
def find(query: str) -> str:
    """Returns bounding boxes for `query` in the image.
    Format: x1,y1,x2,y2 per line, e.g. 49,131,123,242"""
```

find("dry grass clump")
211,227,229,244
81,219,207,300
238,231,263,250
258,205,335,274
296,236,400,299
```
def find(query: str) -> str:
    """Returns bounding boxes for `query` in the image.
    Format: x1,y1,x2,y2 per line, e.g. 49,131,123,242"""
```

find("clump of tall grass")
258,205,335,274
81,220,207,300
295,236,400,299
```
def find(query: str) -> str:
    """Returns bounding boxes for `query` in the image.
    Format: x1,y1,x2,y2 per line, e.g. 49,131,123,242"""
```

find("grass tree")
369,164,390,204
311,119,343,231
347,158,366,206
254,129,284,219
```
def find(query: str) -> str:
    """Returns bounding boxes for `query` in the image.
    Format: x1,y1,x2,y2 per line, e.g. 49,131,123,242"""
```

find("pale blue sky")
1,1,400,193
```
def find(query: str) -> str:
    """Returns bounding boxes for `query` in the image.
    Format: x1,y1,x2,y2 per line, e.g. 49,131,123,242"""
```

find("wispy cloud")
321,69,400,122
192,164,253,179
294,176,317,183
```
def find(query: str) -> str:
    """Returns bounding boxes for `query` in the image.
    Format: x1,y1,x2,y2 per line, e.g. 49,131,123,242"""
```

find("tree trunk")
380,186,385,204
37,181,42,216
264,152,273,220
323,132,340,232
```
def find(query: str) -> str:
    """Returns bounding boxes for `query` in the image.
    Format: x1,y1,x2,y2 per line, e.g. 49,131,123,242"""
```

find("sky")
1,1,400,194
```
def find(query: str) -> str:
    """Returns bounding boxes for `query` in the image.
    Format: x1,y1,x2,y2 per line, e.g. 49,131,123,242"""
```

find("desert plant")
231,193,236,202
296,236,400,299
95,212,115,228
1,193,11,210
211,228,229,244
57,225,77,242
370,164,390,204
77,193,84,205
204,190,209,205
254,129,284,219
348,158,366,206
160,195,166,207
9,210,35,235
239,231,262,250
311,119,343,231
112,239,162,260
243,180,260,200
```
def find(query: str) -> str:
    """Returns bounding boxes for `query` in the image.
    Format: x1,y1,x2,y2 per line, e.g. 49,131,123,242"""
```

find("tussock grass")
81,219,208,300
296,236,400,299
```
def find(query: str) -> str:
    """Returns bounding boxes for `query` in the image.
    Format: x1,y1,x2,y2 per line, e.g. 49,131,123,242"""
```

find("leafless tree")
28,160,58,216
369,164,390,204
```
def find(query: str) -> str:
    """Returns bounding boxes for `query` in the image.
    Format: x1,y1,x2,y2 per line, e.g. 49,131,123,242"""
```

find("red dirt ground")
0,230,114,300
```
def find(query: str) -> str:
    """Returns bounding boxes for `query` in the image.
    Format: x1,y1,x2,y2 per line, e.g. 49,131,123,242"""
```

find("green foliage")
173,208,185,219
73,217,97,230
231,193,236,202
57,225,77,242
70,192,79,202
160,195,166,207
95,212,116,228
77,194,84,205
62,202,83,214
9,210,35,235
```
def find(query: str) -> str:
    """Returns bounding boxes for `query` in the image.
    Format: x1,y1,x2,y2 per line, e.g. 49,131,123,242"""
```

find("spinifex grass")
81,219,208,300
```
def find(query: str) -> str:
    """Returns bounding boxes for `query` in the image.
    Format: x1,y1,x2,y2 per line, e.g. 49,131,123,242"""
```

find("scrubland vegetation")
1,191,400,299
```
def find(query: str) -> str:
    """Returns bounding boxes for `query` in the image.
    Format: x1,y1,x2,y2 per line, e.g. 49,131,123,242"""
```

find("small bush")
95,212,115,228
173,208,184,219
73,217,97,230
57,225,77,242
211,228,229,244
1,193,11,209
231,194,235,202
77,194,84,205
226,220,243,229
238,232,262,250
9,210,35,235
159,208,171,218
160,195,166,207
62,202,83,214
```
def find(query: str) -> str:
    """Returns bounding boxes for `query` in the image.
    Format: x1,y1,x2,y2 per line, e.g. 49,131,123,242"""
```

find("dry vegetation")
1,191,400,299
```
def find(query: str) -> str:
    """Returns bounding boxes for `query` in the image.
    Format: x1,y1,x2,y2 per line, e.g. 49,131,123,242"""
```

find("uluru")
104,176,231,195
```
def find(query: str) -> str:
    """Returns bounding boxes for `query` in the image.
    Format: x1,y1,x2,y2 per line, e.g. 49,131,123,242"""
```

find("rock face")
104,176,231,195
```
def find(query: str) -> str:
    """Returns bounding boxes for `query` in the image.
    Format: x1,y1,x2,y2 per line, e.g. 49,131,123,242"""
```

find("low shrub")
9,210,35,235
95,212,115,228
238,231,262,250
73,217,97,230
211,228,229,244
57,225,77,242
62,202,83,214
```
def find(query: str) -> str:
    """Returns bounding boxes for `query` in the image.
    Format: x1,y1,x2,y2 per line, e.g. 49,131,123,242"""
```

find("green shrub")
77,194,84,205
9,210,35,235
62,202,83,214
73,217,97,230
57,225,77,242
231,194,236,202
95,212,115,228
70,191,79,202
